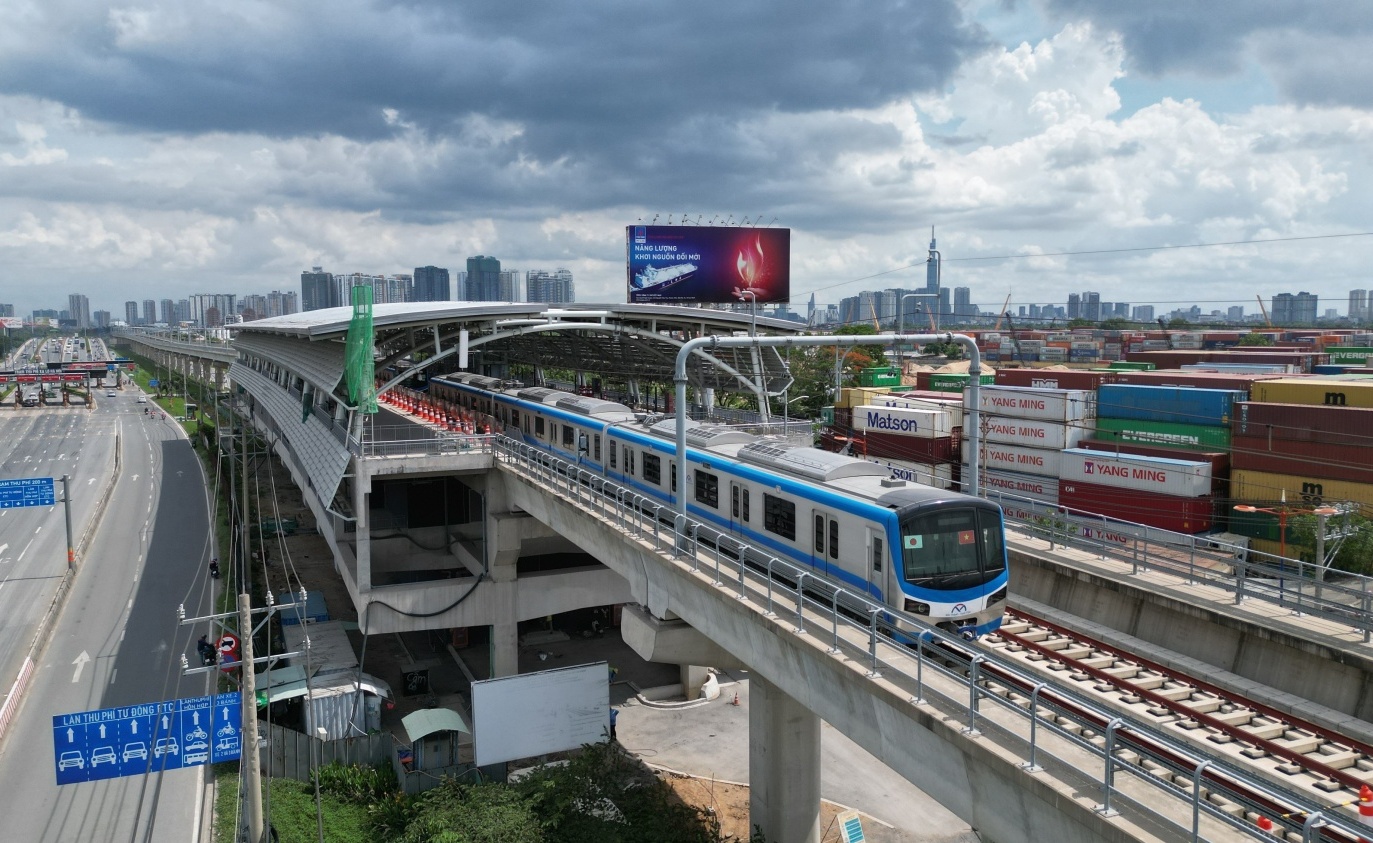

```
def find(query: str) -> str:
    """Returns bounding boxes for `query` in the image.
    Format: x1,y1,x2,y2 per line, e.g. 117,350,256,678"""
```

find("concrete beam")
620,603,748,671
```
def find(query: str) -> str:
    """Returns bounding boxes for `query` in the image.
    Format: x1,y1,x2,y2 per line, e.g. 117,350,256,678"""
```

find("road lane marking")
0,544,6,556
71,651,90,683
109,669,117,684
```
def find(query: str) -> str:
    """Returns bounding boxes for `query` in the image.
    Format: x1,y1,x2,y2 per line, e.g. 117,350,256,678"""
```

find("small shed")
396,708,473,794
277,590,330,626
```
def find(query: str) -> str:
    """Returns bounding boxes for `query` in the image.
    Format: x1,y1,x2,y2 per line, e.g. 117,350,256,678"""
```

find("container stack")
963,385,1095,504
1057,449,1216,533
1094,384,1246,453
851,400,959,489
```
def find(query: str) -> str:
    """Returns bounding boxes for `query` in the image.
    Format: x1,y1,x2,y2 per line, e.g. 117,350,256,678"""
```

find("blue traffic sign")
0,477,55,509
148,378,159,387
53,692,241,785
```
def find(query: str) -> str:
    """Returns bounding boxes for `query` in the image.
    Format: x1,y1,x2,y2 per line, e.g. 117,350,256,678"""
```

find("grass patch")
213,765,373,843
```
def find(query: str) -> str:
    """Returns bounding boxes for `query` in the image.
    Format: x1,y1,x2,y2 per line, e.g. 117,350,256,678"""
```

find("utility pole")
61,474,74,570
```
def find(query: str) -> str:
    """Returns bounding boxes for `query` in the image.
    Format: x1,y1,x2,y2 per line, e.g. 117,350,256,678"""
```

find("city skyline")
0,3,1370,317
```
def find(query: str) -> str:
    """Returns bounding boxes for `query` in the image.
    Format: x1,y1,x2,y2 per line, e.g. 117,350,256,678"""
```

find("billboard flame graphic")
736,235,765,288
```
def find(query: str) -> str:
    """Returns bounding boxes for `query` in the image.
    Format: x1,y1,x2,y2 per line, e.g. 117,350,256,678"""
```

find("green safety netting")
344,285,377,414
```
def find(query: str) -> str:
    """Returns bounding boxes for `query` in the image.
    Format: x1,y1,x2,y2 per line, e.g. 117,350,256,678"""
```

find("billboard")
626,225,790,304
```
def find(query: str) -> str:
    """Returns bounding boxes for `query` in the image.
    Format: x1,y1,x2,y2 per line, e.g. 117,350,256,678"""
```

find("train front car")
892,497,1008,639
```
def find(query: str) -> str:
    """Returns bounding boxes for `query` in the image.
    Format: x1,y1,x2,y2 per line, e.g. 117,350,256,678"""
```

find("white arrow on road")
131,474,139,481
71,651,90,683
0,544,7,556
88,478,94,485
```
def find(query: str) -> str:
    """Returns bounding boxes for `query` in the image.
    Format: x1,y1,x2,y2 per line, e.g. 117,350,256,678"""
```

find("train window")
742,489,750,523
764,495,796,541
731,485,739,518
535,417,545,437
899,509,983,583
872,537,883,573
511,410,519,428
829,520,839,558
642,453,661,485
626,449,635,476
980,510,1006,574
695,471,718,508
813,515,824,554
594,435,601,462
563,425,575,447
609,440,617,469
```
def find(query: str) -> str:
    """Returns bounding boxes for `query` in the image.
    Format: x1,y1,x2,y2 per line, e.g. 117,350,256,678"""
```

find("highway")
0,381,219,841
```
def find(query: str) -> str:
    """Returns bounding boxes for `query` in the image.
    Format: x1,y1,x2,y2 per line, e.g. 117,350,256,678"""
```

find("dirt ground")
660,771,870,842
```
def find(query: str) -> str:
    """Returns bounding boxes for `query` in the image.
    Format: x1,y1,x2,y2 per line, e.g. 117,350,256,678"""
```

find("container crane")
1256,296,1272,328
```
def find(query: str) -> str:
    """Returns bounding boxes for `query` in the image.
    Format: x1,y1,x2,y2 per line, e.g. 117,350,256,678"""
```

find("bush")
312,761,397,803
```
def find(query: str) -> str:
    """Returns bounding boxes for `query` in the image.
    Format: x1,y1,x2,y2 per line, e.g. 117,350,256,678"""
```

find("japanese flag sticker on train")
903,536,922,550
958,530,976,545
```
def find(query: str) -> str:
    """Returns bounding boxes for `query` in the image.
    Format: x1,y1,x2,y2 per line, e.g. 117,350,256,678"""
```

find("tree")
833,324,888,369
1099,317,1132,330
1066,318,1092,328
1167,316,1190,328
395,779,544,843
1285,514,1373,576
1238,332,1275,346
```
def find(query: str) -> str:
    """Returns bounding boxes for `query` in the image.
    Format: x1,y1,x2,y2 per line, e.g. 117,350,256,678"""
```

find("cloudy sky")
1,0,1371,322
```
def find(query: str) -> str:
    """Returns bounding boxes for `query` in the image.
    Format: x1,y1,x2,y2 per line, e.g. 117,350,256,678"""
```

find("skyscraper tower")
925,227,942,329
465,256,502,301
413,266,451,302
301,267,335,311
807,292,816,327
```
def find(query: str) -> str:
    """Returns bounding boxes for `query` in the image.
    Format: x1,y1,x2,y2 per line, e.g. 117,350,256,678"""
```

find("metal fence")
351,430,499,459
259,722,393,782
493,436,1363,842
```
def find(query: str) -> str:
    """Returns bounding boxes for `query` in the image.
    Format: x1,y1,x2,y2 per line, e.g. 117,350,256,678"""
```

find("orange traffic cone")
731,692,740,706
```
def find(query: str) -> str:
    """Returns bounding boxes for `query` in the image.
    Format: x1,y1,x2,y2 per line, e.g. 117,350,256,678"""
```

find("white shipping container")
854,405,953,439
979,469,1059,503
864,457,954,489
965,442,1061,477
871,394,963,427
972,385,1097,422
1058,448,1211,498
1070,341,1099,350
977,416,1094,450
1039,349,1068,360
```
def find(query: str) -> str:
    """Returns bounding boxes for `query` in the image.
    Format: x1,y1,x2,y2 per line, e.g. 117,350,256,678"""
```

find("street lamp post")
783,393,809,439
738,290,758,336
1233,500,1342,600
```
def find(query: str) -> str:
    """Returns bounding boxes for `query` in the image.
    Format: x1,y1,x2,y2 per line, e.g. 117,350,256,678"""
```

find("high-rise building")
159,298,175,325
1083,291,1101,322
807,293,816,327
265,290,297,317
1067,293,1081,319
465,256,502,301
301,267,335,311
413,266,450,302
125,301,139,325
176,300,192,325
142,299,157,325
67,294,91,328
1271,292,1318,325
953,287,975,320
1227,305,1245,323
240,294,268,320
1350,289,1368,321
498,269,521,302
93,310,110,328
189,294,236,327
1132,305,1154,322
0,303,13,318
526,269,575,303
1114,302,1130,318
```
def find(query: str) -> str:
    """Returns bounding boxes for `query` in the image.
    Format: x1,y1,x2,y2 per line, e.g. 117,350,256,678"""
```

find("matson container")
1230,469,1373,515
1059,449,1212,498
992,368,1114,391
1058,481,1215,534
1097,384,1247,427
861,432,959,464
853,404,953,439
1250,378,1373,409
1233,401,1373,447
1093,418,1233,451
979,469,1059,503
863,457,954,489
969,442,1060,477
973,385,1097,422
1230,437,1373,486
980,417,1092,450
870,393,964,428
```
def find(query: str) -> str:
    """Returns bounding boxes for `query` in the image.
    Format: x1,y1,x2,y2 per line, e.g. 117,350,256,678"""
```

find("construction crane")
992,293,1013,331
868,298,881,332
1002,311,1025,366
1256,295,1273,328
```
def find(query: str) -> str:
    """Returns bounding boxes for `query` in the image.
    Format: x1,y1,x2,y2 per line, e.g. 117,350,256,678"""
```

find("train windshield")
899,508,1005,588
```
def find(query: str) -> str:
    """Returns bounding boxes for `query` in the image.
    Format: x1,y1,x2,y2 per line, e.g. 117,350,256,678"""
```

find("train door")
810,508,839,576
729,482,751,533
865,526,886,597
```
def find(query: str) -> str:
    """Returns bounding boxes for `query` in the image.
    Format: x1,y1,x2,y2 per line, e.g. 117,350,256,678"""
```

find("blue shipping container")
1313,364,1356,375
1096,384,1247,427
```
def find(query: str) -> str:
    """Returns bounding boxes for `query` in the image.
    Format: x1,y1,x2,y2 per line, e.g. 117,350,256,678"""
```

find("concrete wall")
1010,546,1373,725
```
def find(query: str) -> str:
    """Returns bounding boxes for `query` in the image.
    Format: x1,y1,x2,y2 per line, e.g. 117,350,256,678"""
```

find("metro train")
428,373,1008,638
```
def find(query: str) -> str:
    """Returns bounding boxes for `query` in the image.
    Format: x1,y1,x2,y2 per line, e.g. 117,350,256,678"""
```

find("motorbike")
209,559,220,580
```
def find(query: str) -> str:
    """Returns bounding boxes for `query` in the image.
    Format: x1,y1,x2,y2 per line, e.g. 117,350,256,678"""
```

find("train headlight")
989,586,1008,605
904,599,930,615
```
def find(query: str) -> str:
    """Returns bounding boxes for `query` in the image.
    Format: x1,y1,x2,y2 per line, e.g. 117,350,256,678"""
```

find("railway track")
980,608,1373,837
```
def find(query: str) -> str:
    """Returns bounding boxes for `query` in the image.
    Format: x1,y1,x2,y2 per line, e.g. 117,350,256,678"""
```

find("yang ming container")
980,416,1092,450
967,442,1060,477
1059,481,1215,534
973,385,1096,422
979,469,1059,503
1059,448,1212,497
1097,384,1246,427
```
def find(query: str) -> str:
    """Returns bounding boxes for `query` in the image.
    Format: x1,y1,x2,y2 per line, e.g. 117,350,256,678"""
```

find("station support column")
749,675,821,843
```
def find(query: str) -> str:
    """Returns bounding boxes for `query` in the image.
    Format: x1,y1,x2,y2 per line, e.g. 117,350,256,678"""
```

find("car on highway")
91,746,117,767
136,395,146,404
105,390,116,398
58,751,84,771
153,737,179,758
122,742,147,762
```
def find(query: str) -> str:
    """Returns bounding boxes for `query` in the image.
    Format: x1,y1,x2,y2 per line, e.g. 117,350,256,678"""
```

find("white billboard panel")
472,661,609,766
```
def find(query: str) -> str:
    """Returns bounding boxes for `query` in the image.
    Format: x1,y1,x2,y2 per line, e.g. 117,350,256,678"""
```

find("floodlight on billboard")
626,225,790,304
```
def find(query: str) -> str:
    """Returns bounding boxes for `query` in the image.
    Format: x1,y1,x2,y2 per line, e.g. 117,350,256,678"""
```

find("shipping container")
1179,362,1293,374
1124,350,1324,372
1097,384,1247,427
926,372,995,393
833,406,853,430
1059,448,1212,497
966,441,1061,477
853,404,954,438
1230,436,1373,485
978,469,1059,503
1094,417,1233,451
1108,361,1156,371
1327,347,1373,365
820,406,835,426
1100,369,1283,392
1250,378,1373,409
1058,481,1215,534
838,386,891,409
1232,402,1373,447
861,431,959,464
1229,469,1373,516
979,416,1093,450
870,393,964,427
973,384,1097,422
862,457,954,489
858,367,902,387
992,368,1114,391
1078,439,1229,496
1227,508,1286,543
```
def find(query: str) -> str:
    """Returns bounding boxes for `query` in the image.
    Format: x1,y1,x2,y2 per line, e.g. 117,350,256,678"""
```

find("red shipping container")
1125,350,1324,372
1232,402,1373,448
1058,481,1215,534
1230,435,1373,485
1102,370,1284,392
993,368,1115,391
1078,439,1229,496
862,431,959,465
